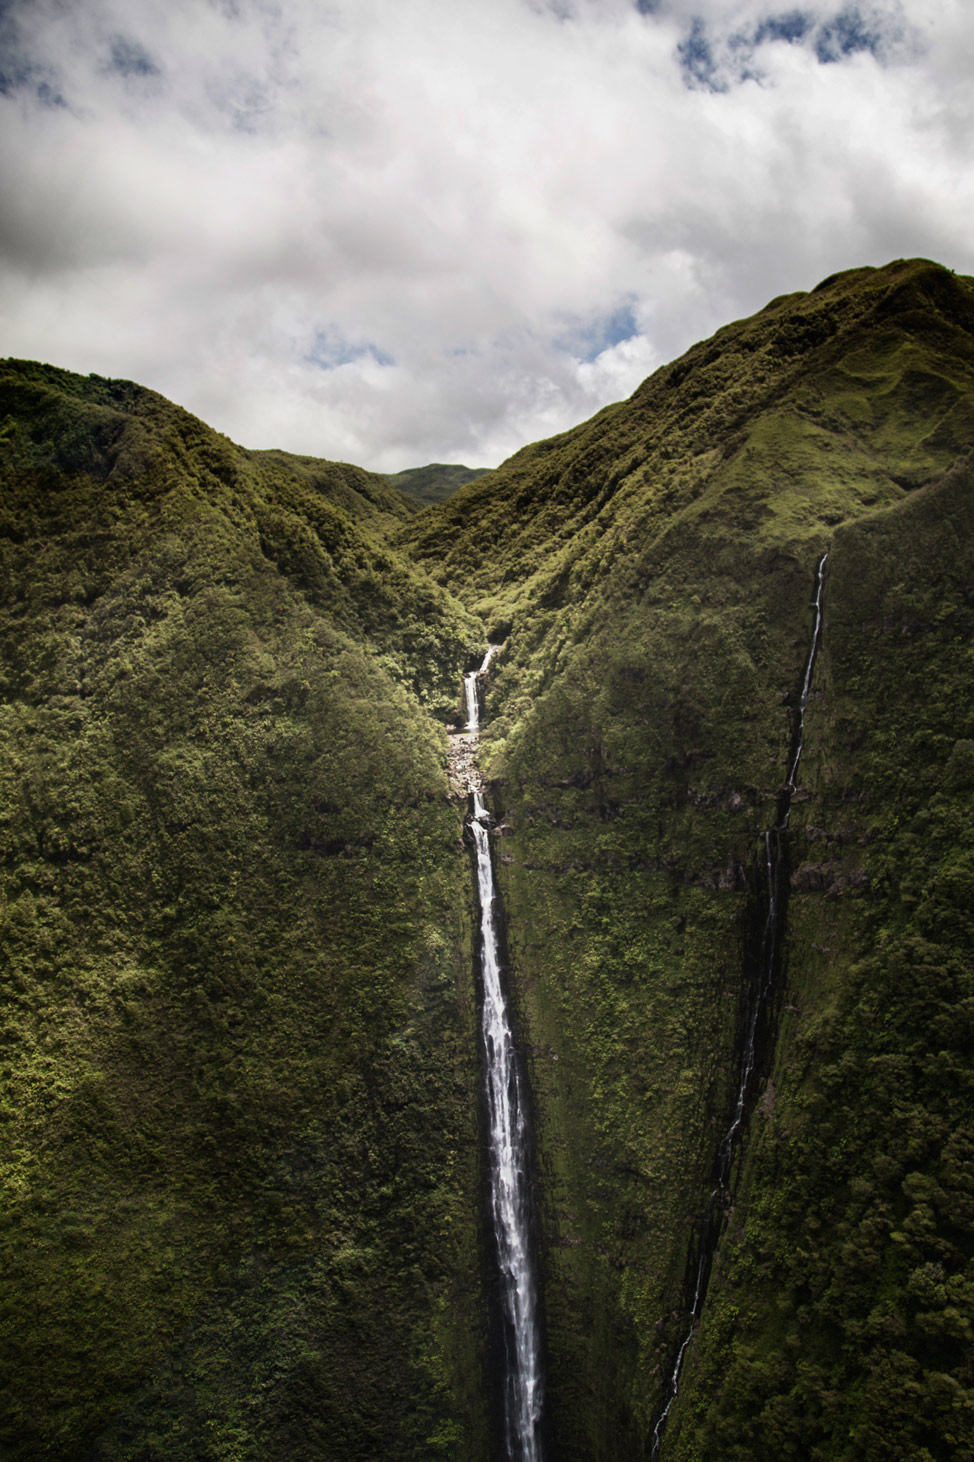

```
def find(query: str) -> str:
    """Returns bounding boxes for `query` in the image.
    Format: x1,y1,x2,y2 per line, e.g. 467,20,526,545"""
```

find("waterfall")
460,646,544,1462
465,643,499,732
782,553,828,814
471,793,544,1461
650,554,828,1459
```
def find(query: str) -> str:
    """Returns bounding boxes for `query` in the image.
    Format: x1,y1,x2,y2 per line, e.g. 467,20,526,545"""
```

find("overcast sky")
1,0,972,470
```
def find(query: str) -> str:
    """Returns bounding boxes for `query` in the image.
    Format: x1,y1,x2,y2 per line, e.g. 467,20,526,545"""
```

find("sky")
1,0,972,471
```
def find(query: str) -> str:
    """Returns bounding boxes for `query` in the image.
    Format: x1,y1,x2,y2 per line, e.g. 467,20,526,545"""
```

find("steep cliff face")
670,453,974,1461
0,363,488,1460
2,258,973,1461
406,258,974,1458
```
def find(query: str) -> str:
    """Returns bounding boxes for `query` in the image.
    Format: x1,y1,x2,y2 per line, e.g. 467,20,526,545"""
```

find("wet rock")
792,861,838,892
792,862,869,895
445,730,486,797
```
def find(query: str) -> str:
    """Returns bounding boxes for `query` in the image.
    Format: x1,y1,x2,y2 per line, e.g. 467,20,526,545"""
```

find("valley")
1,257,973,1459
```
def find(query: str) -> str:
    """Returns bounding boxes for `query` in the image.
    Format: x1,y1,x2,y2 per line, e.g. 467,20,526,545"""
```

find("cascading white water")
783,553,828,814
650,553,828,1459
461,645,544,1462
465,643,498,732
471,794,544,1462
464,670,479,732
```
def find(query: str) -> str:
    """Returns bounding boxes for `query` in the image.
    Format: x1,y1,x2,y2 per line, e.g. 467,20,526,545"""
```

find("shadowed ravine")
650,554,829,1459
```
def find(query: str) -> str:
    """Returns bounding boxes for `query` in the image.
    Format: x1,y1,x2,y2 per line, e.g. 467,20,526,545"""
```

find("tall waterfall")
460,647,544,1462
650,554,828,1459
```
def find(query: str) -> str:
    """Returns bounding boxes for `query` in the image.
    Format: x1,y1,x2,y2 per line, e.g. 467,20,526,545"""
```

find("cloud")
0,0,972,469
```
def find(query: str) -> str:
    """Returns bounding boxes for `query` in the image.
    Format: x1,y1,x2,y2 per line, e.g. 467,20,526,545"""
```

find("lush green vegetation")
0,362,487,1459
2,257,973,1459
405,258,974,1458
668,456,974,1461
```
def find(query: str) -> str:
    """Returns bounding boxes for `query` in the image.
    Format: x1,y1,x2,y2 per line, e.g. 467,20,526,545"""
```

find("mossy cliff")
1,257,973,1459
0,363,487,1459
406,257,974,1459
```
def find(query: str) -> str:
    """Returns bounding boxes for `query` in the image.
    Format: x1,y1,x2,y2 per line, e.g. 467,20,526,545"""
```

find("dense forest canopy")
1,257,972,1460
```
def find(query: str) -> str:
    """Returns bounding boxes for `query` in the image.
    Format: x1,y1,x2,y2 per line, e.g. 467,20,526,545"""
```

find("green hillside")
385,463,491,507
1,258,973,1460
0,362,487,1460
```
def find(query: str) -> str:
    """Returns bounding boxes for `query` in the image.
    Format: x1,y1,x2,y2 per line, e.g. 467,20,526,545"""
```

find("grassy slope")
0,363,488,1459
405,259,974,1458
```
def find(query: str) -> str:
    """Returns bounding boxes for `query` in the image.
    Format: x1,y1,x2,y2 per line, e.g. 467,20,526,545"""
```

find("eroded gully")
650,553,828,1459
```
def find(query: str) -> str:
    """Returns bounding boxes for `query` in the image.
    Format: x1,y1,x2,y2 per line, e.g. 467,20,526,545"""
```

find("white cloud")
0,0,972,469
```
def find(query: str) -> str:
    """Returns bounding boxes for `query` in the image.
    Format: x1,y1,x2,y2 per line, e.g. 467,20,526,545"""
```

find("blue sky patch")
307,332,395,370
109,37,161,79
555,302,640,363
677,17,724,91
679,6,892,90
0,59,66,106
590,301,640,359
815,8,884,62
0,6,65,105
752,11,815,46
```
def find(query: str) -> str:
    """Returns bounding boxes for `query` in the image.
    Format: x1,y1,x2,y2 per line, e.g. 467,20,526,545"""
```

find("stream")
650,553,828,1458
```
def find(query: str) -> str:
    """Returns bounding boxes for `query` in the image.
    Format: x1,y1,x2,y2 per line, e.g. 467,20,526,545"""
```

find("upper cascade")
448,644,502,795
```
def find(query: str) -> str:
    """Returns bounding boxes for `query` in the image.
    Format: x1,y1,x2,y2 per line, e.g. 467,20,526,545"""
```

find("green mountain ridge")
1,256,972,1459
385,463,491,507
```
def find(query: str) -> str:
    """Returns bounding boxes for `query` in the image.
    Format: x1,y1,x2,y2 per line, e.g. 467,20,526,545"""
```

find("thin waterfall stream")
650,554,828,1459
456,647,544,1462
